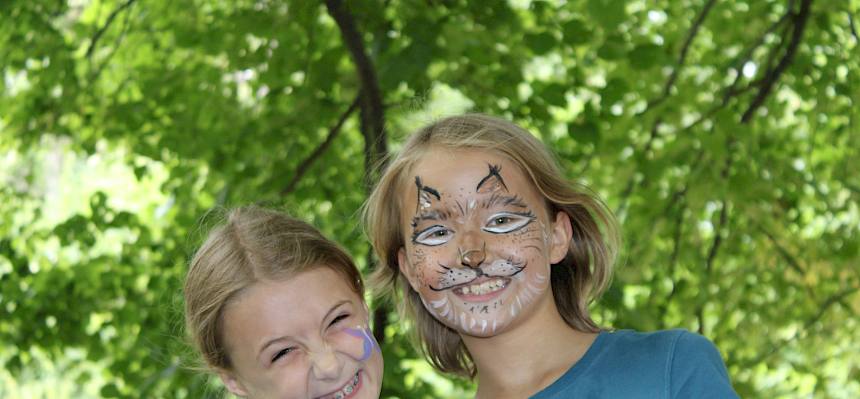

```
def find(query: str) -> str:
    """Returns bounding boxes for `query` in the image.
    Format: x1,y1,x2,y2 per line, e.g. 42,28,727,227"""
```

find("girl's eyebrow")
480,193,528,209
320,300,351,327
411,209,450,227
256,300,351,359
421,185,441,200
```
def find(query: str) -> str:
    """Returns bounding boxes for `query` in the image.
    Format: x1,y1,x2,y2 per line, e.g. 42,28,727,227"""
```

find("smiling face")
397,148,572,337
218,267,383,399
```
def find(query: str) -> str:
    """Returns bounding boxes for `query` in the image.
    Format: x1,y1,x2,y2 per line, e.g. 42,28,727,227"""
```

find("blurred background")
1,0,858,397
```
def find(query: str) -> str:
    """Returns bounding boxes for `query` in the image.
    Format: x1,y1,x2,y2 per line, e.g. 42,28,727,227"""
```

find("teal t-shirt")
530,329,738,398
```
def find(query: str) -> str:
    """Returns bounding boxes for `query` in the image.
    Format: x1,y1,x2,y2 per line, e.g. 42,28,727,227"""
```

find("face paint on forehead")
480,191,529,210
415,176,441,213
476,164,508,193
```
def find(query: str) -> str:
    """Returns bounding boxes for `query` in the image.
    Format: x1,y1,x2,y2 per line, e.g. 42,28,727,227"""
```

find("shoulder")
601,329,738,398
664,330,739,398
530,329,738,399
598,329,685,360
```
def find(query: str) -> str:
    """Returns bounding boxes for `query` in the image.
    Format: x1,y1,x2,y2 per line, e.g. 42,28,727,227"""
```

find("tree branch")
697,199,728,335
697,140,733,334
85,0,138,58
644,0,718,112
615,116,662,216
848,11,859,42
90,3,134,82
676,7,792,133
325,0,388,181
324,0,390,344
740,286,859,367
724,9,793,75
741,0,813,123
756,224,806,275
281,96,361,196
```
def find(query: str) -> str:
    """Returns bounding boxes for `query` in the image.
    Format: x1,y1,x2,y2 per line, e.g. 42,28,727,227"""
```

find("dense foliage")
1,0,858,397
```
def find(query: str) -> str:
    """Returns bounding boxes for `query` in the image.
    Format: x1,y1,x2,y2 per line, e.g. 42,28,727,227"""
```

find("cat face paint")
398,149,565,337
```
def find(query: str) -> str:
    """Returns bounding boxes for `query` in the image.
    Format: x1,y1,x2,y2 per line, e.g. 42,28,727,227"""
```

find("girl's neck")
462,293,598,399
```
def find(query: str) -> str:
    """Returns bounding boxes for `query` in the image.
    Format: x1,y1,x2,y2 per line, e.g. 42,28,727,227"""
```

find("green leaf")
568,120,601,145
587,0,627,32
562,18,592,45
600,77,629,105
629,43,664,70
525,32,557,55
100,383,121,398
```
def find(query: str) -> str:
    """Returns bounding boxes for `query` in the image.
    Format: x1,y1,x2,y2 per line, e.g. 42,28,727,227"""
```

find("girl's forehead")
399,148,543,212
407,149,521,190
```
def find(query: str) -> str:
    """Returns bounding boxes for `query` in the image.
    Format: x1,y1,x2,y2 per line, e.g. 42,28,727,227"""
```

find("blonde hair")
184,206,363,371
363,114,619,378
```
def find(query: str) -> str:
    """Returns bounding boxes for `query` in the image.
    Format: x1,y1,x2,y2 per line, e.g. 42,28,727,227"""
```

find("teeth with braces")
455,279,507,296
331,372,360,399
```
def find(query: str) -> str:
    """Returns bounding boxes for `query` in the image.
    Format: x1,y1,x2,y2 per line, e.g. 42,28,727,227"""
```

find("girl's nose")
459,241,487,268
309,345,343,381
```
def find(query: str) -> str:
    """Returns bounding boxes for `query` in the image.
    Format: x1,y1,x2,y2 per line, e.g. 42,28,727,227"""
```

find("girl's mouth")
452,277,510,301
317,370,362,399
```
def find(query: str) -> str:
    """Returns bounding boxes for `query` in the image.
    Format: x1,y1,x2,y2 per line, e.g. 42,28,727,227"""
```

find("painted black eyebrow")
415,176,441,200
410,210,450,228
480,192,528,209
475,164,508,192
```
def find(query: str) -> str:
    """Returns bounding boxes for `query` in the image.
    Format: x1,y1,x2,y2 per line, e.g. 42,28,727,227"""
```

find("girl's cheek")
330,326,379,362
412,247,450,285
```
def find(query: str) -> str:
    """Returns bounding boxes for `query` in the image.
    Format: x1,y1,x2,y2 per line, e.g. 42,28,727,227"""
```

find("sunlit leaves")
1,0,858,397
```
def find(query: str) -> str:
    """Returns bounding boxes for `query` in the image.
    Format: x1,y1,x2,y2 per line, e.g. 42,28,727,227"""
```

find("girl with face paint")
184,207,383,399
364,115,738,398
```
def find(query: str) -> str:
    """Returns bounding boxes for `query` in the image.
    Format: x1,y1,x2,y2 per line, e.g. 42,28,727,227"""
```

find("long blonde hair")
184,206,363,371
363,114,619,378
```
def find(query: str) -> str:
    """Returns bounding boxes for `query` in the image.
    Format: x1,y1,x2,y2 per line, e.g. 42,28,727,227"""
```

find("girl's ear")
397,247,420,291
218,369,249,398
549,211,573,264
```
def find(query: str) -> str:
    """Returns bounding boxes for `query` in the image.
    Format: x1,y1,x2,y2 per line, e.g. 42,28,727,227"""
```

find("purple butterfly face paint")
399,149,565,337
344,326,380,363
217,268,383,399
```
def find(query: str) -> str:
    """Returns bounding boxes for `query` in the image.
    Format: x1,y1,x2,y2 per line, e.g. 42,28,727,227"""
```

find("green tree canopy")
1,0,858,397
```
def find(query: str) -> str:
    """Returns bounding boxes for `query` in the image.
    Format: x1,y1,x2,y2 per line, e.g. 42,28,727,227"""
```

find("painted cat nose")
459,243,486,268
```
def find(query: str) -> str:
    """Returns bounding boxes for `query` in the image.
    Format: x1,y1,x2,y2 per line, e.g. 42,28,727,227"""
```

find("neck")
462,293,598,399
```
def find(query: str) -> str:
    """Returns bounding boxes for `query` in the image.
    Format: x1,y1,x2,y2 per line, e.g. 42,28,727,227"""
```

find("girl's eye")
413,225,454,246
330,313,350,327
483,212,535,234
271,347,295,363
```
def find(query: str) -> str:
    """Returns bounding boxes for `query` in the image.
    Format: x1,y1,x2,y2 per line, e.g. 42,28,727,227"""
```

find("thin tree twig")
741,0,813,123
615,117,662,216
281,96,361,196
723,9,793,74
644,0,718,112
848,11,859,42
740,286,859,367
697,198,728,335
697,138,733,335
676,6,793,132
661,196,688,319
85,0,138,58
90,3,134,82
756,225,806,275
